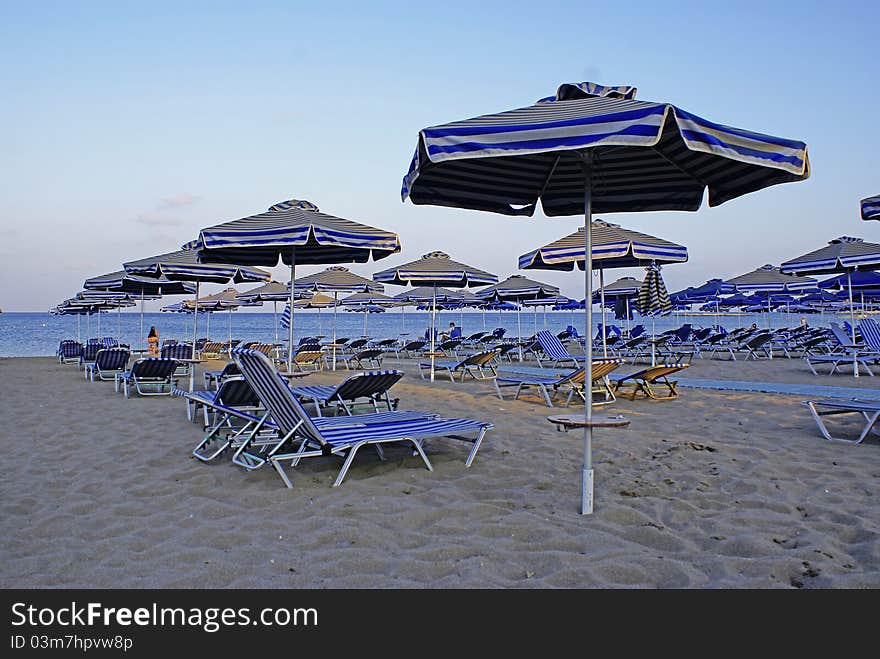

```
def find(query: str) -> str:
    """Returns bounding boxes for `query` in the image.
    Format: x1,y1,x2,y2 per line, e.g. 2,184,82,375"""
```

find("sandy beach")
1,354,878,589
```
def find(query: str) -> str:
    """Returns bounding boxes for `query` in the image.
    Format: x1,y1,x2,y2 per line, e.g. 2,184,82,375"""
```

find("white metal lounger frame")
804,399,880,443
233,348,492,487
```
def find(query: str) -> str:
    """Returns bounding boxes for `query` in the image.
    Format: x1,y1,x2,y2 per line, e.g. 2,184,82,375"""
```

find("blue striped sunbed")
115,358,179,398
57,340,83,364
231,348,492,487
534,330,586,368
418,350,498,382
85,348,130,382
289,370,404,416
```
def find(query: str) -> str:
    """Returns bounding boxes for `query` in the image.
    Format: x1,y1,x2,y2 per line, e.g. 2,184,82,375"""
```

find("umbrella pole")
517,302,522,362
600,269,607,357
767,295,773,360
117,305,121,342
190,282,199,392
626,297,631,336
139,290,144,350
579,153,594,516
363,306,368,336
849,271,858,378
288,249,296,371
429,285,438,381
227,308,232,353
273,301,278,349
534,294,538,336
77,314,80,343
332,292,339,371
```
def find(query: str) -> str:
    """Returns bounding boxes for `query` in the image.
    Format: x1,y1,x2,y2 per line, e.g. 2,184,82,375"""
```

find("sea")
0,308,839,358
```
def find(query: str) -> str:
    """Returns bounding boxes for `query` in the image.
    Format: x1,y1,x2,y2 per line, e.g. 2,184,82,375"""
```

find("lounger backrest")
437,338,461,350
202,341,224,354
857,318,880,351
333,370,404,402
95,348,129,371
492,328,506,338
220,362,242,378
101,337,118,347
630,325,646,338
556,368,586,385
590,358,622,380
356,349,383,360
131,358,178,379
215,377,260,408
294,350,323,363
232,348,325,445
62,341,83,358
449,327,462,339
641,363,687,381
404,340,426,350
536,330,572,360
349,339,369,350
162,344,193,360
745,333,772,348
248,343,275,357
82,343,101,361
828,323,852,347
463,350,497,366
466,332,485,341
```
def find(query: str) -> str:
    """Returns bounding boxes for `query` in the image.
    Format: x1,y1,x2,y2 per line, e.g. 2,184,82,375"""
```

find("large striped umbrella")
401,80,809,515
293,266,385,369
84,269,196,351
521,220,688,356
374,251,497,380
475,275,560,360
782,237,880,376
124,249,269,389
861,195,880,221
594,276,642,333
192,199,400,370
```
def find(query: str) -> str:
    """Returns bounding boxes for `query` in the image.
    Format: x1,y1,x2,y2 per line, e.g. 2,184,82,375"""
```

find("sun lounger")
394,339,427,358
494,358,622,407
85,347,130,382
289,370,404,416
78,343,102,371
431,338,463,357
57,340,83,364
611,363,689,400
343,338,370,353
291,347,326,371
161,343,195,377
340,348,383,370
180,376,262,428
203,361,242,390
533,330,586,368
230,348,492,485
115,358,180,397
419,350,498,382
803,398,880,443
199,341,226,359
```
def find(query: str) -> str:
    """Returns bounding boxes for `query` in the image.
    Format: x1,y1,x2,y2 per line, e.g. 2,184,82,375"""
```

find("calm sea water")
0,309,834,357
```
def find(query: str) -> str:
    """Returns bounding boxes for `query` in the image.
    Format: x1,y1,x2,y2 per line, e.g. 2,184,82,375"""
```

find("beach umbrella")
84,269,197,351
594,276,642,334
192,199,400,371
374,251,497,380
124,249,269,390
726,264,815,335
521,220,688,357
476,275,559,360
186,287,260,350
637,264,673,365
401,80,809,515
340,291,397,336
782,237,880,376
292,266,385,369
861,195,880,221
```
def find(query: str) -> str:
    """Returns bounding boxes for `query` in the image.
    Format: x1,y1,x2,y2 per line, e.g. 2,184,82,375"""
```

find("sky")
1,0,878,312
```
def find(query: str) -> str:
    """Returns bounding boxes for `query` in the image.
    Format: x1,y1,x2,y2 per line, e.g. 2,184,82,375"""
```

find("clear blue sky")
1,0,878,311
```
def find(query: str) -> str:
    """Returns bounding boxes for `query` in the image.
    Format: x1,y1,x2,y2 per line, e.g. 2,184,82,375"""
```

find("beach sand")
1,354,878,588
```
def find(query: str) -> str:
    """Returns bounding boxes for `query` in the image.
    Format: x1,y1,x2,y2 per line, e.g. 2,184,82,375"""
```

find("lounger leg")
539,384,553,408
464,428,488,467
494,379,505,400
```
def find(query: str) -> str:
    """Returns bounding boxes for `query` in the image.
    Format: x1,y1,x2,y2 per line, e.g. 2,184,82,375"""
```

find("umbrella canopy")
597,276,642,298
84,270,196,295
671,278,735,302
375,251,497,379
716,292,753,307
519,220,688,271
124,249,269,284
374,251,497,288
185,287,256,310
294,266,384,294
235,280,291,303
781,237,880,377
818,270,880,290
192,199,399,370
392,285,465,304
293,292,337,308
726,264,815,292
192,199,400,266
780,237,880,276
475,274,560,301
400,80,809,516
862,195,880,221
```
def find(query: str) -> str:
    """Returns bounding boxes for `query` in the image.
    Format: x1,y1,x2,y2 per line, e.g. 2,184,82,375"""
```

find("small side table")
547,414,630,433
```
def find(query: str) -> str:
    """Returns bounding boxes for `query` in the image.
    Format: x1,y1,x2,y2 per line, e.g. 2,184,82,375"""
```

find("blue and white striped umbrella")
861,195,880,221
400,80,809,516
193,200,399,370
727,264,815,292
84,270,196,295
519,220,688,271
781,237,880,377
476,274,560,358
375,251,497,380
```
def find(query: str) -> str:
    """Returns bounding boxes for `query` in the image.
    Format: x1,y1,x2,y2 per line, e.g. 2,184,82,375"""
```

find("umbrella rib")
649,145,709,188
535,154,561,204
